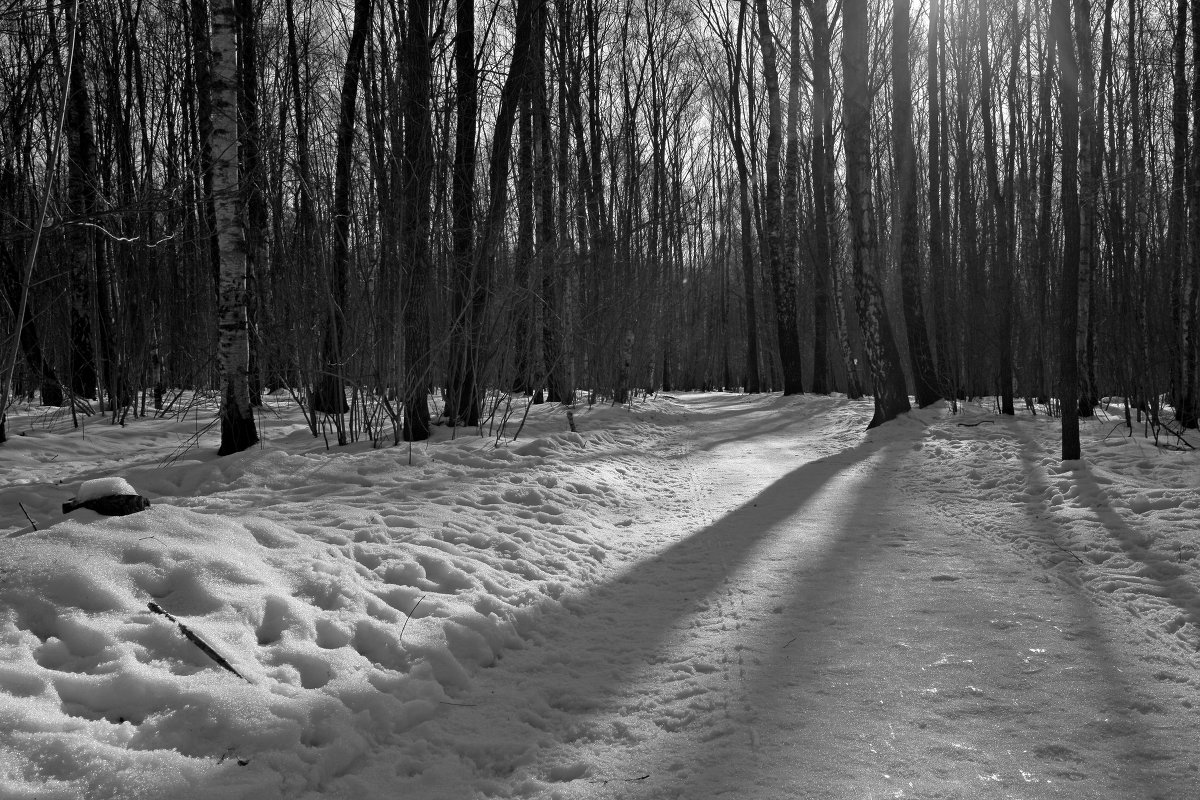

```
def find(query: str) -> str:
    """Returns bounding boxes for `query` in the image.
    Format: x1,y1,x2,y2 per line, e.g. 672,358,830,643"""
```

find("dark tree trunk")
513,92,536,395
1076,0,1098,418
0,239,62,407
1169,0,1189,424
727,0,760,393
783,0,805,394
928,0,951,397
1184,0,1200,426
313,0,372,432
189,0,221,294
1054,0,1081,459
895,0,939,407
447,0,480,426
843,0,910,428
754,0,803,395
401,0,433,441
809,0,834,395
236,0,266,407
979,2,1014,414
533,0,567,403
65,3,99,401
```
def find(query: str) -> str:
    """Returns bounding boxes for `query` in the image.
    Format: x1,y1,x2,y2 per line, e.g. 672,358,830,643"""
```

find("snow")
1,393,1199,799
72,477,140,503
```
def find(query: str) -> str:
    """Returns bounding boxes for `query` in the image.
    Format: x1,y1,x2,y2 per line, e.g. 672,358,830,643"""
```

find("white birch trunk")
210,0,258,454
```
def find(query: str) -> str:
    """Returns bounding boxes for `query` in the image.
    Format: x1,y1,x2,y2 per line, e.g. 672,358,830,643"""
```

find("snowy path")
4,393,1199,799
406,395,1200,799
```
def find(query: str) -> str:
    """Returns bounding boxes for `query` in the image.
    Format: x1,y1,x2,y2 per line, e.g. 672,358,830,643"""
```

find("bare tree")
843,0,910,427
313,0,372,441
210,0,259,454
754,0,803,395
1054,0,1081,459
1184,0,1200,426
447,0,481,425
401,0,434,441
978,0,1013,413
894,0,939,407
808,0,834,395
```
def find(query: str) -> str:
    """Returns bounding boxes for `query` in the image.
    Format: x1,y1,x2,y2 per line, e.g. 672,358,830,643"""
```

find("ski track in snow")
1,394,1198,799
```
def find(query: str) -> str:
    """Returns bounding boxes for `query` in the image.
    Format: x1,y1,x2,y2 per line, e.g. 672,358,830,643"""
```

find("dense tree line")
0,0,1197,458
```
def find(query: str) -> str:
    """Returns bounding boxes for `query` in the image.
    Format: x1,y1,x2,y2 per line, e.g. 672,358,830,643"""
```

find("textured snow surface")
1,393,1198,799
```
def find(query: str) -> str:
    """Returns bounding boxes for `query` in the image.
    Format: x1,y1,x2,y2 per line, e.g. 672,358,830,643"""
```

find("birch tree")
210,0,259,454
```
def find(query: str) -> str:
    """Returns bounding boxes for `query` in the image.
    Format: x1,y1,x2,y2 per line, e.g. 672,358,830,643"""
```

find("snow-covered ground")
2,391,1198,799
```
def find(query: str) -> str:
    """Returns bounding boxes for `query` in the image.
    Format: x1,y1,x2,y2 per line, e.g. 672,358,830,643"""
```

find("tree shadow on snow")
655,427,1180,797
554,432,886,653
521,419,1185,796
1071,462,1200,640
515,428,901,790
684,396,856,455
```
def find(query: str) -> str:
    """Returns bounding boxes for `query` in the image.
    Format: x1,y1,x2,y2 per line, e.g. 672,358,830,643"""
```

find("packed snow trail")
3,392,1199,799
399,394,1200,799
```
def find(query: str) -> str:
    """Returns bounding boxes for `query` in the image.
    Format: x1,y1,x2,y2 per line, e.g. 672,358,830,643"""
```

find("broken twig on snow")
148,602,247,681
589,774,651,786
18,502,36,531
400,595,427,644
1048,537,1085,565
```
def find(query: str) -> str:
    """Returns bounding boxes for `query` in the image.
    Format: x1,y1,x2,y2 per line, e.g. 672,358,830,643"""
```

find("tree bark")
843,0,910,428
783,0,805,394
1054,0,1081,460
979,1,1014,413
1169,0,1189,424
65,1,100,402
727,0,760,393
534,0,567,403
447,0,480,425
513,92,536,395
1184,0,1200,426
927,0,951,398
401,0,433,441
894,0,939,407
808,0,834,395
1076,0,1098,418
313,0,372,434
189,0,221,295
210,0,259,454
754,0,803,395
236,0,266,407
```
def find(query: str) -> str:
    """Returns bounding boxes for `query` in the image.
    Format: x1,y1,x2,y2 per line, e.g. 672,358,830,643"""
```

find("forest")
1,0,1198,460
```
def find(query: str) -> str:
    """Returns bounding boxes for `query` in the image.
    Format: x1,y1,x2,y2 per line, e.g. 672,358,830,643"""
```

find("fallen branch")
1048,537,1085,566
148,602,247,681
589,774,651,786
956,421,994,427
400,595,427,644
18,502,36,531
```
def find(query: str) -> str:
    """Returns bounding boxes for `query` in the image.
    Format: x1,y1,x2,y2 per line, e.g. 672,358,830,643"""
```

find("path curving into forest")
410,393,1200,799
